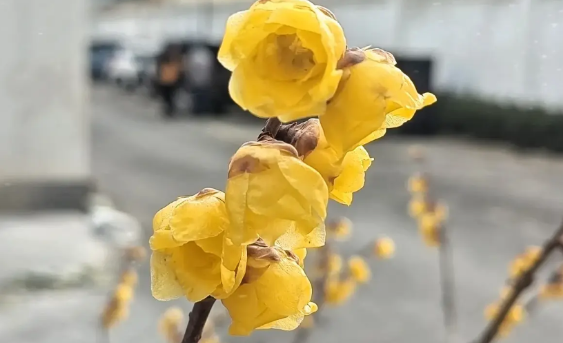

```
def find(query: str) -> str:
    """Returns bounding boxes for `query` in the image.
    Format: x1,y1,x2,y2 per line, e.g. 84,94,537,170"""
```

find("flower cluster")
407,173,447,247
319,219,395,307
150,0,434,337
101,268,139,330
484,300,525,338
101,246,146,331
481,247,543,339
508,246,541,279
219,0,435,206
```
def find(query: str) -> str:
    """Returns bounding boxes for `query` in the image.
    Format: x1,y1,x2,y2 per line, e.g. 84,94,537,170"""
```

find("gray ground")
3,85,563,343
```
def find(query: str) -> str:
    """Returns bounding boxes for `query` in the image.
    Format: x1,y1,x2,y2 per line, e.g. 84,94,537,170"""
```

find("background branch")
473,220,563,343
439,223,459,343
181,297,216,343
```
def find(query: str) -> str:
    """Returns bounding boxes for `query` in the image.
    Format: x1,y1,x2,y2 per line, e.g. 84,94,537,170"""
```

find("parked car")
89,40,120,81
106,48,144,91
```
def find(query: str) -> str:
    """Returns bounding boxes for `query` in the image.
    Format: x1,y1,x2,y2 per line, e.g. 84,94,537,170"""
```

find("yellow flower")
119,269,138,286
484,303,525,328
101,283,134,329
408,196,427,218
285,119,372,205
327,253,343,277
418,212,441,247
508,257,527,279
328,217,352,240
158,307,184,343
540,283,563,299
407,174,428,194
523,246,542,265
321,48,436,154
325,277,357,305
226,140,328,247
149,188,247,302
219,0,346,122
348,256,371,284
373,237,395,259
508,247,541,279
222,242,316,335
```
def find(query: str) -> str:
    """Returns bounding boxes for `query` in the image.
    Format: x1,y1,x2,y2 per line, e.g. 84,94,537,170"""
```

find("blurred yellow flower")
321,48,436,154
201,321,221,343
408,196,427,218
407,174,428,194
348,256,371,284
327,253,343,276
149,188,247,302
222,244,316,336
120,269,138,286
418,212,441,247
219,0,346,122
325,277,357,305
523,246,542,264
540,283,563,299
329,217,352,240
101,283,134,329
373,237,395,259
509,246,542,279
226,140,328,247
158,307,184,343
484,302,525,337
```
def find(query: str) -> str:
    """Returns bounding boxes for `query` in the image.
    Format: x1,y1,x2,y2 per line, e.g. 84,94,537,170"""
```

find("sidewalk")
0,204,144,343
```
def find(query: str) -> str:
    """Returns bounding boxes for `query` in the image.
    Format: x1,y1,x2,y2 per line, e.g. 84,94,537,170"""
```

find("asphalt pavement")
91,85,563,343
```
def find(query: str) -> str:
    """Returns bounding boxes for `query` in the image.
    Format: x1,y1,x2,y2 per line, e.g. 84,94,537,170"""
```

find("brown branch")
438,223,459,343
181,297,216,343
473,220,563,343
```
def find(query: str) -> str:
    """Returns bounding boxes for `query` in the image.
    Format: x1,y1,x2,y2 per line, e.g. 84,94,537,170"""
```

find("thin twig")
439,223,459,343
181,297,216,343
473,220,563,343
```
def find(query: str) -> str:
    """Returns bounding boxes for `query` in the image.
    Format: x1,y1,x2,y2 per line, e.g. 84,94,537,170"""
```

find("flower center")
256,33,316,81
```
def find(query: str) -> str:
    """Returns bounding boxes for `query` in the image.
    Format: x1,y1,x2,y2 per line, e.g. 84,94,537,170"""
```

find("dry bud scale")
150,0,435,339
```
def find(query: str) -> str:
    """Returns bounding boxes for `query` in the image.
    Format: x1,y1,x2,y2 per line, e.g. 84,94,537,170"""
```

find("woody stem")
473,219,563,343
181,297,216,343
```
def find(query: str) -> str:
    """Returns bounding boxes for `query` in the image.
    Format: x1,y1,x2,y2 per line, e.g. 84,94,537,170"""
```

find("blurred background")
1,0,563,343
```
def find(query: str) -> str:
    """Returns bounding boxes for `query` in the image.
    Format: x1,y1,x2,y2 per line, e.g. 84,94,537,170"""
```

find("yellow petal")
226,141,328,246
150,189,227,250
219,239,247,296
322,48,436,153
150,251,186,301
255,254,312,317
330,146,372,205
152,242,222,302
222,284,285,336
276,222,326,249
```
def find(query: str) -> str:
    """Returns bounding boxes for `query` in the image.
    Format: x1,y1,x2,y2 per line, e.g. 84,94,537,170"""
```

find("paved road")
91,86,563,343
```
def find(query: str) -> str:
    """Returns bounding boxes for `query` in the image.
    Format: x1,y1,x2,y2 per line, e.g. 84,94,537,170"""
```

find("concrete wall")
0,0,91,211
